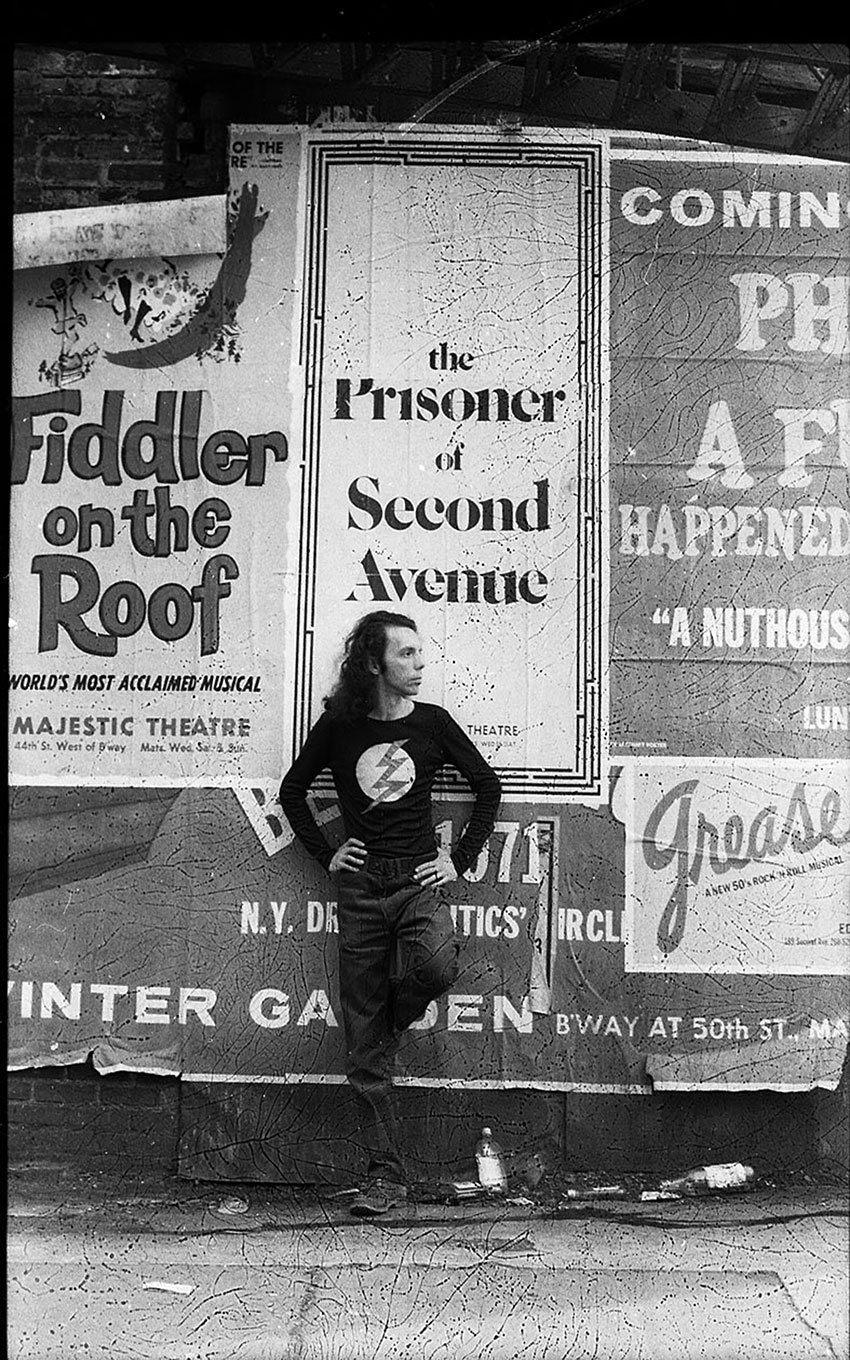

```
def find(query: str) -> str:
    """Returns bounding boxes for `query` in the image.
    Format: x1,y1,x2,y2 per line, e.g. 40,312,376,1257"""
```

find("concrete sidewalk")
8,1164,849,1360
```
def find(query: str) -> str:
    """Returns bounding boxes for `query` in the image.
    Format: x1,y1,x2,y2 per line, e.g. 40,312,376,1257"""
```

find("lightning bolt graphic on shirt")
365,741,411,811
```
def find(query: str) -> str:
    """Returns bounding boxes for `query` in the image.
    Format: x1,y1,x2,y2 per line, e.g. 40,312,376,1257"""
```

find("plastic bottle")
660,1162,754,1195
565,1185,626,1200
475,1127,507,1192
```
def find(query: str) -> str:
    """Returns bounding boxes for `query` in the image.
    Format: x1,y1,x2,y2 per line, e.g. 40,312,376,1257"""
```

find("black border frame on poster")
292,131,606,801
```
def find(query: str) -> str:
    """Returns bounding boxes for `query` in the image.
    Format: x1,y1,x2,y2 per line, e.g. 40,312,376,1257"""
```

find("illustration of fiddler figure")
34,275,98,387
30,182,268,381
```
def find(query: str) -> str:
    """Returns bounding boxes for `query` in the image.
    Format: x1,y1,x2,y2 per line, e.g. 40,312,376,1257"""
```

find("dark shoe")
350,1178,408,1217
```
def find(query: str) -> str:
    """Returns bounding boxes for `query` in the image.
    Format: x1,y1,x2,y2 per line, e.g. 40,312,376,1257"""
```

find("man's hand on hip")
413,848,458,888
329,838,367,873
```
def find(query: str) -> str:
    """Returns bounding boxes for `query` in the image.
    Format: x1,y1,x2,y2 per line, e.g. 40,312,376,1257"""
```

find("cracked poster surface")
609,149,849,759
285,130,607,804
7,128,848,1104
10,176,297,787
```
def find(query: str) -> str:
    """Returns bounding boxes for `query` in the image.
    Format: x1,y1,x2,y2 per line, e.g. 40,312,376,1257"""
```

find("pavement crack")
774,1276,844,1360
279,1265,319,1360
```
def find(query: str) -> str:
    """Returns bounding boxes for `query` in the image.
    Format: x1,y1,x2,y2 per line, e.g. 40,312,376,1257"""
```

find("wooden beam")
644,44,674,99
701,54,763,137
248,43,277,76
792,70,850,150
339,42,401,86
521,43,578,111
609,44,644,119
610,44,673,121
521,48,547,108
430,44,448,97
429,40,487,97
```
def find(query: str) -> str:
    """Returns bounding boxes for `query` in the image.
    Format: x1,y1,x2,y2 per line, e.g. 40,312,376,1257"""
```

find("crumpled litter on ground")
215,1195,249,1215
142,1280,194,1295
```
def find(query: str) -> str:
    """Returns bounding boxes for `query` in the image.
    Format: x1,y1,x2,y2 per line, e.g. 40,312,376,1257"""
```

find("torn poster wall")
8,785,846,1093
7,126,848,1105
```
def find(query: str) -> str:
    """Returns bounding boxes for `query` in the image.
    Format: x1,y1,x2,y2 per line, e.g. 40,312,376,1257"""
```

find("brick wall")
8,1058,846,1179
13,44,226,214
815,1069,850,1176
7,1062,179,1171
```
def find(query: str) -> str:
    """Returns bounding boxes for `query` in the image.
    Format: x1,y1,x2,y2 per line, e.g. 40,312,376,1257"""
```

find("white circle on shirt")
356,740,416,809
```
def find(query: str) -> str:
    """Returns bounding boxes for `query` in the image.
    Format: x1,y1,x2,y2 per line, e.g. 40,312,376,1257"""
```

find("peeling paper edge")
649,1078,843,1092
7,1048,181,1078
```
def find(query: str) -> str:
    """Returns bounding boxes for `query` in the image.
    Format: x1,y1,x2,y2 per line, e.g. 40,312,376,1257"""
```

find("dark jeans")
336,854,461,1184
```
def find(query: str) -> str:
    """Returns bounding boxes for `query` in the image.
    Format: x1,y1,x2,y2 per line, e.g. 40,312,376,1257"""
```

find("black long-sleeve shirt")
278,702,502,874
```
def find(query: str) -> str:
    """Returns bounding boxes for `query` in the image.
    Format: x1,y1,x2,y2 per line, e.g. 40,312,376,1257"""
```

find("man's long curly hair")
323,611,418,722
